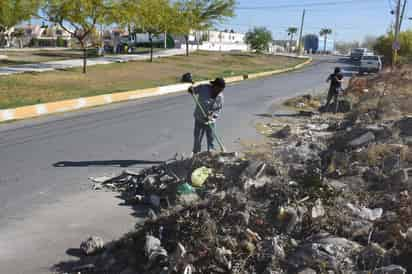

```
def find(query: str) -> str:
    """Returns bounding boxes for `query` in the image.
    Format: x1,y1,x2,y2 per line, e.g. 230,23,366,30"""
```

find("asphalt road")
0,55,346,273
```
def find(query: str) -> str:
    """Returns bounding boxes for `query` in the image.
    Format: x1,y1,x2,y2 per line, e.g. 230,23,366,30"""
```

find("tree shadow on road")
53,160,164,168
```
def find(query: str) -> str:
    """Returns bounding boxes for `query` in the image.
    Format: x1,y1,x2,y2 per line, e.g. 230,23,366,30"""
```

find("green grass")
0,47,164,67
0,51,306,109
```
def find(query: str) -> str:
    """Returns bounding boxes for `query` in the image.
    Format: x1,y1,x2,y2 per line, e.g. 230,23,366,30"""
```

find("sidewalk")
0,48,186,76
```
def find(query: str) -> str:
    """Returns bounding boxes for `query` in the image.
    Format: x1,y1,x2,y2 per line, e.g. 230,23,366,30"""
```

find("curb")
0,57,312,123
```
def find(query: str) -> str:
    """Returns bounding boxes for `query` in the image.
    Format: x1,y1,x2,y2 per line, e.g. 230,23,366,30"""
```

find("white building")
9,24,72,48
185,30,248,52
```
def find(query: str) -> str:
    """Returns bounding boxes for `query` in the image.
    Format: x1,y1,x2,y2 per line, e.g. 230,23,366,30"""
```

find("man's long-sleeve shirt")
192,84,224,123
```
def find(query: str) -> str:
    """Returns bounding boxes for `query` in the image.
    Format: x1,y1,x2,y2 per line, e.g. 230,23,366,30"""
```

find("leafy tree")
174,0,235,56
134,0,174,62
43,0,113,73
287,27,298,52
0,0,41,47
245,27,273,53
320,28,332,53
374,30,412,65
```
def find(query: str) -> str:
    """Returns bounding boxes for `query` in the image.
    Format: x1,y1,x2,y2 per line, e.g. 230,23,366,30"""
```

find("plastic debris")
191,167,213,187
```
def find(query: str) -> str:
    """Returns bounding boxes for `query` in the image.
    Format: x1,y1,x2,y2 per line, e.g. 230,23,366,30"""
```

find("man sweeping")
188,77,226,154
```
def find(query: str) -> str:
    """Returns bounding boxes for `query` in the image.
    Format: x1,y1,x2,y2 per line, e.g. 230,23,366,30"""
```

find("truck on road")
359,55,382,74
350,48,368,62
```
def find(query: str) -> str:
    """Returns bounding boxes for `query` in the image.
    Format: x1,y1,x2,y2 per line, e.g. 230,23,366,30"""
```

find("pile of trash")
56,69,412,274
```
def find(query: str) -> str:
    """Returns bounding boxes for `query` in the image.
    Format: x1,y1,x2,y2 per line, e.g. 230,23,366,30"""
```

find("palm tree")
320,28,332,53
287,27,298,52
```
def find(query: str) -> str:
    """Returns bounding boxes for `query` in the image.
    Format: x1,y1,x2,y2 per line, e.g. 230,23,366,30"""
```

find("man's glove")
204,113,217,125
188,87,194,94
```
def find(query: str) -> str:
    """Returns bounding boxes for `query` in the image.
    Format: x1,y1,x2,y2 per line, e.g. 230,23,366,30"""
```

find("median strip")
0,57,312,123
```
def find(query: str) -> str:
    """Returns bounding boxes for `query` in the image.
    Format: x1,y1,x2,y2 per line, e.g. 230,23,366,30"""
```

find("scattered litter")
67,70,412,273
346,203,383,221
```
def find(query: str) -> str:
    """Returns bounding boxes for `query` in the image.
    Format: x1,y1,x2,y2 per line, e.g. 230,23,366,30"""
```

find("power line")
236,0,378,10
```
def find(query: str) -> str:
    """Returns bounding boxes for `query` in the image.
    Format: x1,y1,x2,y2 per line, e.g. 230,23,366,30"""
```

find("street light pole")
297,9,306,55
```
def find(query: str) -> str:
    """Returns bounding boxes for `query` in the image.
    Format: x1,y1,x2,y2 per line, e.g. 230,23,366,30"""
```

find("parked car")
359,55,382,74
350,48,368,62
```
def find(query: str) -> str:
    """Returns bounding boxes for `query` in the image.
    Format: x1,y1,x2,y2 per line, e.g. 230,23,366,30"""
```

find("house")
272,40,298,53
10,24,42,47
9,24,72,48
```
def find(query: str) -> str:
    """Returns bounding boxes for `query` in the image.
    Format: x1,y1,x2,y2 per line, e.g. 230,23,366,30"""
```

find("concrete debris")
395,117,412,137
80,236,104,255
346,203,383,221
348,131,376,148
241,160,267,179
288,235,362,272
65,71,412,274
311,198,325,218
297,269,317,274
273,125,292,139
400,227,412,242
368,265,407,274
145,235,168,270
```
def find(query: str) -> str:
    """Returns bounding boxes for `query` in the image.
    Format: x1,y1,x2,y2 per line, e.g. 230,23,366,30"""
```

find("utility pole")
297,9,306,56
393,0,402,68
399,0,408,30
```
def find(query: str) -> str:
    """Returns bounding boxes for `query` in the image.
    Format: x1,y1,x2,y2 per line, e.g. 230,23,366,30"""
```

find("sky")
217,0,412,42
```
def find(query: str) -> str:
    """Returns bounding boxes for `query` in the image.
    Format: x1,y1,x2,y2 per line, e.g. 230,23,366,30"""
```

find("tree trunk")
81,42,87,74
324,34,327,53
164,31,167,49
149,33,153,62
196,31,200,50
185,35,189,57
0,31,5,48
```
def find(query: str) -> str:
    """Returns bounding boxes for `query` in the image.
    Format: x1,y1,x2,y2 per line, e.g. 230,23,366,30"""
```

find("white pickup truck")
350,48,368,62
359,55,382,74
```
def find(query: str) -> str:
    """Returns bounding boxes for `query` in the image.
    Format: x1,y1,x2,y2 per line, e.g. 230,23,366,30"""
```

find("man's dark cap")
211,77,226,89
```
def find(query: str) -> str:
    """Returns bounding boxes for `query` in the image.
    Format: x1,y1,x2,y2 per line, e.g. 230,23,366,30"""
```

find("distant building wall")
182,30,248,52
318,37,335,52
186,42,248,52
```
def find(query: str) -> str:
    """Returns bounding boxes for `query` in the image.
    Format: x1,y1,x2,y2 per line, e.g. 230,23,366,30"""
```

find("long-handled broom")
181,73,226,152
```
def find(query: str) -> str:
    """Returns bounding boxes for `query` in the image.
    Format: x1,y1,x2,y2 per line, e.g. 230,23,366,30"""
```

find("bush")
56,37,66,47
29,37,69,48
245,27,273,53
374,30,412,65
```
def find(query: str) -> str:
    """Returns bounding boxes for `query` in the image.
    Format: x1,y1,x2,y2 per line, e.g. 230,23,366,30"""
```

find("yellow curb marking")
0,58,312,122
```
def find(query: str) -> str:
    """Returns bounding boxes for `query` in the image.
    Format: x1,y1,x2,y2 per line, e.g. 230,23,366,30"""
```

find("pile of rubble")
56,69,412,274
